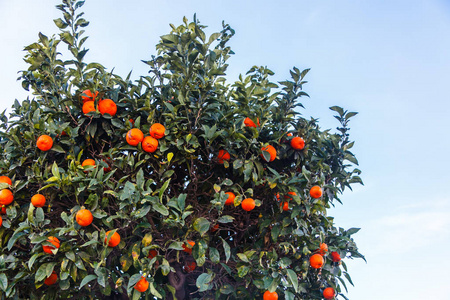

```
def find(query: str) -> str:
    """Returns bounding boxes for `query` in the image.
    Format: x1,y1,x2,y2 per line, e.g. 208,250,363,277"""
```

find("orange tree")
0,1,365,299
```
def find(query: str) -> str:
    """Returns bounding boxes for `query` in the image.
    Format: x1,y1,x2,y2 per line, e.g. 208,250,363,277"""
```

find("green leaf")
220,237,231,263
193,217,211,236
217,215,234,223
51,162,60,180
159,178,171,200
286,269,299,293
28,253,45,269
79,274,97,289
196,273,213,292
209,247,220,264
0,273,7,292
150,282,163,298
95,267,108,287
237,265,250,277
152,202,169,216
346,228,361,236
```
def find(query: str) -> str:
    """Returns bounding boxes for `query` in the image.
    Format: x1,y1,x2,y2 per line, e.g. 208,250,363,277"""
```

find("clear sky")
1,1,450,299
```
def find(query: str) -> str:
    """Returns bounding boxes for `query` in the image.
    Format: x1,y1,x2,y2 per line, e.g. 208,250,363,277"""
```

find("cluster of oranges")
81,89,117,117
0,176,14,227
126,123,165,153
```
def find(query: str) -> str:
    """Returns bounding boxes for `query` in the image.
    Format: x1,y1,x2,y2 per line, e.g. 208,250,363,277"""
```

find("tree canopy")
0,1,364,299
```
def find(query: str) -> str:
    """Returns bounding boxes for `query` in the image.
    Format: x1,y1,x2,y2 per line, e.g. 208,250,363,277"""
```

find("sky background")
1,0,450,299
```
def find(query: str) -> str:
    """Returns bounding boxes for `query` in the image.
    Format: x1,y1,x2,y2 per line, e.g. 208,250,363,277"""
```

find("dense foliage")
0,1,364,299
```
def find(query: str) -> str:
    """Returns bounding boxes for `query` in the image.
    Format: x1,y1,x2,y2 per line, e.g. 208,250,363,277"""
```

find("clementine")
217,150,230,164
148,249,158,259
331,251,341,262
98,99,117,116
0,206,6,214
182,240,195,254
224,191,236,206
0,217,2,227
263,290,278,300
142,136,158,153
134,277,149,292
287,133,293,137
44,271,58,286
184,261,196,273
0,189,14,206
0,176,12,186
82,101,96,115
244,117,257,128
81,89,98,103
82,159,95,168
149,123,166,139
290,137,305,150
105,230,121,247
43,236,60,254
31,194,46,208
36,135,53,151
323,287,336,299
260,145,276,162
309,253,324,269
241,198,255,211
319,243,328,256
281,201,289,211
126,128,144,146
310,185,323,199
76,209,93,227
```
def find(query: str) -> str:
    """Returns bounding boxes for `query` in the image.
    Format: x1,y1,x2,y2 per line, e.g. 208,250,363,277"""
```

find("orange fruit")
331,251,341,262
263,290,278,300
210,224,219,232
275,193,280,202
76,209,93,227
31,194,46,208
142,136,158,153
224,191,236,205
323,287,336,299
284,191,297,201
148,249,158,259
182,240,195,254
241,198,255,211
281,201,289,211
287,133,293,137
105,230,121,247
184,261,196,273
217,150,230,164
290,137,305,150
98,99,117,116
44,271,58,286
0,189,14,206
82,159,96,168
36,135,53,151
244,117,257,128
134,277,149,292
0,217,2,227
81,89,98,103
129,118,135,125
82,101,96,115
126,128,144,146
309,253,324,269
260,145,276,162
0,176,12,186
310,185,323,198
43,236,60,254
319,243,328,256
149,123,166,139
0,206,6,214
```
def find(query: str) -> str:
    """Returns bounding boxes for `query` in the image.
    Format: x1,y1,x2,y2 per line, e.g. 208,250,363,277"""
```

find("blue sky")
1,1,450,299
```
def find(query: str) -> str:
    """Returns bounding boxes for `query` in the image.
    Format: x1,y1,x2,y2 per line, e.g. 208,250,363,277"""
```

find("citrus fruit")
149,123,165,139
244,117,257,128
287,133,293,137
241,198,255,211
290,137,305,150
260,145,276,162
44,271,58,286
0,176,12,186
105,230,121,247
126,128,144,146
36,135,53,151
81,89,98,103
148,249,158,259
284,191,297,201
263,290,278,300
217,150,230,164
76,209,93,227
309,253,324,269
319,243,328,256
210,224,219,232
142,136,158,153
224,191,236,205
0,189,13,206
182,240,195,254
323,287,336,299
82,159,95,167
331,251,341,262
98,99,117,116
82,101,96,115
184,261,196,273
31,194,46,208
43,236,60,254
281,201,289,211
310,185,323,198
0,206,6,214
134,277,149,292
0,217,2,227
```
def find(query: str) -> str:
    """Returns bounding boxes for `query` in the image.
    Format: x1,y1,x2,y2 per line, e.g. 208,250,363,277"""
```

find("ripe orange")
182,240,195,254
0,217,2,227
184,261,196,273
126,128,144,146
244,117,257,128
323,287,336,299
0,189,14,206
105,230,121,247
31,194,46,208
142,136,158,153
217,150,231,164
210,224,219,232
149,123,166,139
82,101,96,115
290,137,305,150
331,251,341,262
98,99,117,116
281,201,289,211
310,185,323,199
44,271,58,286
76,209,93,227
260,145,276,162
129,118,135,125
0,206,6,214
287,133,293,137
284,191,297,201
81,89,98,103
319,243,328,256
275,193,280,202
0,176,12,186
36,135,53,151
148,249,158,259
309,253,324,269
241,198,255,211
224,191,236,205
263,290,278,300
43,236,60,254
134,277,149,292
82,159,96,168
